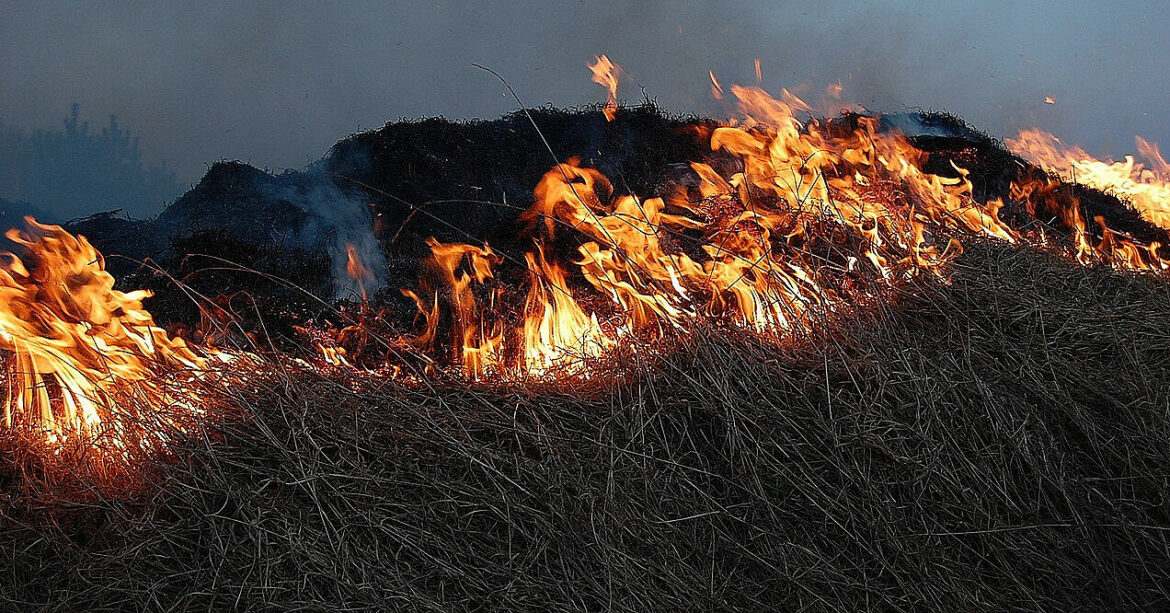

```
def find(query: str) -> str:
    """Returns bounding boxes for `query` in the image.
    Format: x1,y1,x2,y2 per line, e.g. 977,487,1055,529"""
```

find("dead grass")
2,241,1170,611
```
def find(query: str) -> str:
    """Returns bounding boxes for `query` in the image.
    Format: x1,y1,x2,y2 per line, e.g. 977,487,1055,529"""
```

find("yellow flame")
0,218,233,451
588,55,620,122
1009,129,1170,231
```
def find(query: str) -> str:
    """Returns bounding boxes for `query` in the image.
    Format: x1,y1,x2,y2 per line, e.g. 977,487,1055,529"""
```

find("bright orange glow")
0,218,236,455
1010,176,1169,270
345,243,373,302
379,81,1035,379
1008,129,1170,231
588,54,620,122
17,59,1170,497
10,60,1170,460
522,245,611,375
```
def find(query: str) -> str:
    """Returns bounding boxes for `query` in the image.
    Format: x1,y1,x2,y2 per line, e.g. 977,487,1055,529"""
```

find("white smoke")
264,172,388,301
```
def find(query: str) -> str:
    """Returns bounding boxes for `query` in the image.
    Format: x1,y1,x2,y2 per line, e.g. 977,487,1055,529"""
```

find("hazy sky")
3,0,1167,185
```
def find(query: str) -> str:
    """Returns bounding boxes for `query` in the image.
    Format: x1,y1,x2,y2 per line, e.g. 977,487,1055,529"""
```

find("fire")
522,245,611,375
12,63,1170,459
1008,129,1170,231
1009,177,1168,270
345,242,373,302
0,218,235,455
379,82,1034,379
372,77,1170,381
15,59,1170,495
402,238,505,379
588,54,620,122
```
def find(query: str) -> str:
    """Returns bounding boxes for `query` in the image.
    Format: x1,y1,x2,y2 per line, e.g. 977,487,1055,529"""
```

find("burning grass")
3,242,1170,610
3,57,1170,608
0,219,258,493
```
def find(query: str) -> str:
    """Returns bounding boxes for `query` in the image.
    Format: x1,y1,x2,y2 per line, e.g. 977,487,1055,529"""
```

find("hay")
3,242,1169,611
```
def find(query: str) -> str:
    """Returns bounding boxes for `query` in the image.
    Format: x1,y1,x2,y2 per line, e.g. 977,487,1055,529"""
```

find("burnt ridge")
58,104,1170,341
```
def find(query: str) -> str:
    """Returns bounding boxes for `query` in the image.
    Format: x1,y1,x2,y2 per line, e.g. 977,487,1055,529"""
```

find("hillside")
2,105,1169,611
3,241,1169,611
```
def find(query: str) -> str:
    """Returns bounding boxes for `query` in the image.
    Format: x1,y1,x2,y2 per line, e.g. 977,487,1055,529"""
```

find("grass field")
3,240,1169,611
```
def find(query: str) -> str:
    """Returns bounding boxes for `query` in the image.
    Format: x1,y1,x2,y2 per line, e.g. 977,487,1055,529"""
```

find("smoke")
2,1,1169,219
260,171,387,301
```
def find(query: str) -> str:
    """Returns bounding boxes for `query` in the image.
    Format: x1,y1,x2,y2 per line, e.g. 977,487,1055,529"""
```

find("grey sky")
3,0,1167,185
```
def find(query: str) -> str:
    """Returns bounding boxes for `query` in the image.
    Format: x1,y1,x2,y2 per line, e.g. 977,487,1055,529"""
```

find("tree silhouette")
0,104,182,219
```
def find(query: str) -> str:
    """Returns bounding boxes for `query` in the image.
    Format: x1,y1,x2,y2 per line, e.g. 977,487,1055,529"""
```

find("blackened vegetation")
74,104,712,348
74,105,1169,341
902,111,1170,252
325,104,710,254
4,105,1170,610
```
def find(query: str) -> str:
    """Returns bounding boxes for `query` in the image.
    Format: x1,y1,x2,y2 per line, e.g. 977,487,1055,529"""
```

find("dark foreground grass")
3,242,1170,611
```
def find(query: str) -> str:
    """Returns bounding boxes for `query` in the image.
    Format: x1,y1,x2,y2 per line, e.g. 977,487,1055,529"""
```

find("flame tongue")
588,55,620,122
1009,128,1170,231
375,81,1030,380
1007,130,1170,269
345,243,373,302
310,73,1170,382
0,217,215,448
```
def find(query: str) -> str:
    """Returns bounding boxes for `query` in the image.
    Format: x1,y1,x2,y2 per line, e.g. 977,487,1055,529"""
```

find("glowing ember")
0,218,237,455
588,54,620,122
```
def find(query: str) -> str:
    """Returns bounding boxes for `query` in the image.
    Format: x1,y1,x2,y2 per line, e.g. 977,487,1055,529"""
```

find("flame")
0,218,233,453
588,54,620,122
1010,176,1168,270
709,70,724,100
345,243,373,302
403,238,504,379
1008,129,1170,231
296,73,1170,385
379,82,1033,379
24,61,1170,494
14,64,1166,430
522,245,611,375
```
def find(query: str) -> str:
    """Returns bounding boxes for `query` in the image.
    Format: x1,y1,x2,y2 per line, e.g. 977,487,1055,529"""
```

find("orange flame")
522,245,611,375
588,54,621,122
0,218,234,453
380,81,1033,380
300,71,1170,385
1008,129,1170,231
345,242,373,302
1010,176,1169,270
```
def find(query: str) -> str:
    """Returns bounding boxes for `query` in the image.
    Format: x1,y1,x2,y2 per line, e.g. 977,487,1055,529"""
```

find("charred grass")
2,241,1170,611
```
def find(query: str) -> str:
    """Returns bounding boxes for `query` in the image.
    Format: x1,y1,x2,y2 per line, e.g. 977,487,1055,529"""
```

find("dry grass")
2,241,1170,611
